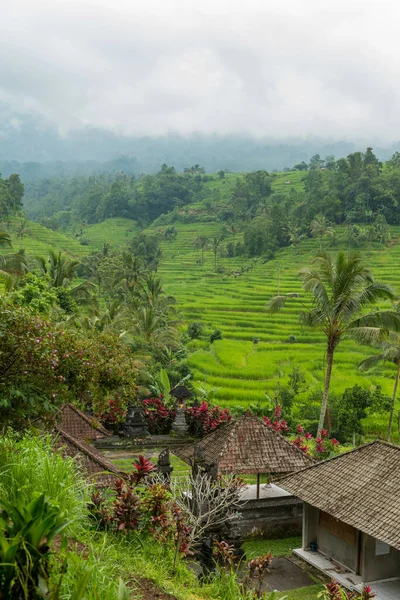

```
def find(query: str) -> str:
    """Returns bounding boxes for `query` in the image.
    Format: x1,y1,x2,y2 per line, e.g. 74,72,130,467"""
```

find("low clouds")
2,0,400,140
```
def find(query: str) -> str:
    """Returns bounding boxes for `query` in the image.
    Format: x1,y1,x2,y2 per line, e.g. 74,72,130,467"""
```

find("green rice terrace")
9,207,400,437
156,224,400,432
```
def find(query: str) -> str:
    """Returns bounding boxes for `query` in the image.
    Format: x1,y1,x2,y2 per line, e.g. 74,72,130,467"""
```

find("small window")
375,540,390,556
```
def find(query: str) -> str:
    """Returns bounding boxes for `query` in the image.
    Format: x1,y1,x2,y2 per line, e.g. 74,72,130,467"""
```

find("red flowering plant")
185,401,232,437
87,455,192,557
143,395,176,434
318,579,375,599
263,405,290,433
263,406,341,460
100,395,128,429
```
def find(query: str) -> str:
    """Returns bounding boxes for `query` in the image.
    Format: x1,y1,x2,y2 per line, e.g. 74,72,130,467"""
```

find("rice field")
155,222,400,426
8,168,400,431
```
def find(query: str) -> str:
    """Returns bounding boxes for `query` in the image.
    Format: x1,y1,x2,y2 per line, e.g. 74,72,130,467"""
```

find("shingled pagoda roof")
57,403,111,441
173,412,313,474
54,426,123,487
279,440,400,551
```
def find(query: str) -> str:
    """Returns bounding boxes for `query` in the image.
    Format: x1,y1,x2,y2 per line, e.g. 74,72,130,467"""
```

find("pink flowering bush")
0,298,137,427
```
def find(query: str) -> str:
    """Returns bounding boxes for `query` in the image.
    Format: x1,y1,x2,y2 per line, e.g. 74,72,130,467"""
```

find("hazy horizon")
2,0,400,145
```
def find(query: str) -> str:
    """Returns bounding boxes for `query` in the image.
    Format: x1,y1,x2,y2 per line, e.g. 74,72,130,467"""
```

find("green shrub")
210,329,223,343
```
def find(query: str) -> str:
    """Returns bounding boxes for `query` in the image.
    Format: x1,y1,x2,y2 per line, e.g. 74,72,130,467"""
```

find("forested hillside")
1,146,400,444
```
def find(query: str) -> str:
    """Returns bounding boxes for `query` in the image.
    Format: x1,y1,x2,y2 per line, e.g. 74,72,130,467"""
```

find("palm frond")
358,354,386,370
267,295,288,313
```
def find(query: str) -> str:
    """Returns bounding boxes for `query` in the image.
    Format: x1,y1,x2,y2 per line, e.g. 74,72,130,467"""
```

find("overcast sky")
1,0,400,141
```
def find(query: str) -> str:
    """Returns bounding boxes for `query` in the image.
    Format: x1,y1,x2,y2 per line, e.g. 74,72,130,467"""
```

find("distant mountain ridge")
1,109,400,179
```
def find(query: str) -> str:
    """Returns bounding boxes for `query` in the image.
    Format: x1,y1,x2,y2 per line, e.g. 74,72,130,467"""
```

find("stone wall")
234,495,303,537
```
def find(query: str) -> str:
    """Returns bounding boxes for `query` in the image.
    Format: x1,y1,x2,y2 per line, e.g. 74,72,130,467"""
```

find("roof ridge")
62,403,112,436
54,426,121,474
261,418,317,463
279,439,392,481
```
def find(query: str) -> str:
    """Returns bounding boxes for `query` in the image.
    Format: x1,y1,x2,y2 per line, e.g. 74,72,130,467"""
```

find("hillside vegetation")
5,148,400,439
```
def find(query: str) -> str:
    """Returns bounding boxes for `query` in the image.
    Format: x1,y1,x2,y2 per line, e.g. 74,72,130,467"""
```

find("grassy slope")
12,172,400,437
5,217,92,258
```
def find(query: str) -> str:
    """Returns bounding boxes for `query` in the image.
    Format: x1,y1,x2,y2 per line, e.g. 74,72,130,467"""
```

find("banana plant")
0,493,70,599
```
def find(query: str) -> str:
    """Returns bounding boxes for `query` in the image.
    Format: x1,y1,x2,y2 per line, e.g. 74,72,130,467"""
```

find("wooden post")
256,473,260,499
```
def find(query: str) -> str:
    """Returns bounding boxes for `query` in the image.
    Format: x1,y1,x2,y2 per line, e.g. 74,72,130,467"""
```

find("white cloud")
1,0,400,140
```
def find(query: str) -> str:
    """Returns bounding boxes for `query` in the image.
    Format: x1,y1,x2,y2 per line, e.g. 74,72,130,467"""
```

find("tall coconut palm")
194,236,208,265
208,236,224,270
268,252,396,435
225,224,240,257
310,214,333,251
357,326,400,441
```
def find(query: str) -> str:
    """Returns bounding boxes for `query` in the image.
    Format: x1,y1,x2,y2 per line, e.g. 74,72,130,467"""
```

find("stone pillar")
172,405,189,436
157,448,173,484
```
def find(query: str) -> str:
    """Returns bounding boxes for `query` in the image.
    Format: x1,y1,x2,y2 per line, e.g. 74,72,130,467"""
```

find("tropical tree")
131,306,179,349
0,232,28,283
224,223,240,257
194,236,208,265
37,250,95,305
15,220,31,240
310,214,333,250
268,253,396,435
358,329,400,441
287,221,304,254
208,236,224,270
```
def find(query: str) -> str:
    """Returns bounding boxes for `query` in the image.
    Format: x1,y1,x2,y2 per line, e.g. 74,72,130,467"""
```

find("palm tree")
287,221,304,254
0,232,28,282
208,236,224,270
194,236,208,265
268,253,396,435
310,214,333,251
37,250,95,305
131,306,179,348
15,220,31,240
357,326,400,441
225,224,240,257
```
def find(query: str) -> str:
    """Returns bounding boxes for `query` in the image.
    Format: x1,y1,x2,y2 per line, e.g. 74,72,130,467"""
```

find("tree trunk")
387,362,400,441
214,251,217,270
318,346,335,436
201,247,204,265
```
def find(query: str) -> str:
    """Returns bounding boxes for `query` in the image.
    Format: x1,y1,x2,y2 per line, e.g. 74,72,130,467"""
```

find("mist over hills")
1,111,400,180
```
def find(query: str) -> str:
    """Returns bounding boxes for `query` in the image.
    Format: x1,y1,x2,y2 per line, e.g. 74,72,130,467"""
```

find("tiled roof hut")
54,427,123,488
173,412,313,497
57,403,112,441
279,441,400,590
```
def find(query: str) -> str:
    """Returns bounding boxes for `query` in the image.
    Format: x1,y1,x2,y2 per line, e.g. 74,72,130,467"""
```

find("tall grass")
0,432,89,532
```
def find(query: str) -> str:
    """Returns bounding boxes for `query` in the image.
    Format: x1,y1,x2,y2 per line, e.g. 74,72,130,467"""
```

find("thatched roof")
57,403,111,441
280,440,400,551
173,412,313,474
54,426,123,488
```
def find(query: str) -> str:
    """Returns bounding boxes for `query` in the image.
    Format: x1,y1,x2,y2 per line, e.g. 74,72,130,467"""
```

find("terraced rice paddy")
7,167,400,433
156,223,400,432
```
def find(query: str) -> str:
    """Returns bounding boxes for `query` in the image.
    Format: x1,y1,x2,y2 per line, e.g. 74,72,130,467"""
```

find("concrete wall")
303,504,357,572
317,525,358,572
362,534,400,582
302,503,319,548
234,496,302,537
